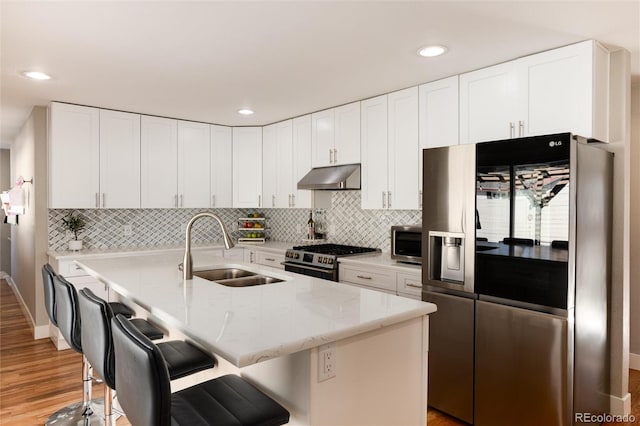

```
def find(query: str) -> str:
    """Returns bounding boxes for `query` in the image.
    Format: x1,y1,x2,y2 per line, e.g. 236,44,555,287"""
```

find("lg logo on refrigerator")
549,140,563,147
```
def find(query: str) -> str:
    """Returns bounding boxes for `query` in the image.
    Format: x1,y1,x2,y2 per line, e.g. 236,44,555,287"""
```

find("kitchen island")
77,251,436,426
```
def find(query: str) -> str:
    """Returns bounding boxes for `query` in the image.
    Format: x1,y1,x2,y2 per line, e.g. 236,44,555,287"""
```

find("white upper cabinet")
360,95,388,210
311,101,360,167
459,61,520,144
387,87,420,210
361,89,420,210
262,124,278,208
99,110,141,208
292,115,312,209
275,120,294,208
233,127,263,208
210,125,233,208
263,120,299,208
177,121,210,208
419,76,459,149
49,103,100,208
141,116,178,208
520,40,609,141
460,40,610,144
333,101,361,165
311,109,334,167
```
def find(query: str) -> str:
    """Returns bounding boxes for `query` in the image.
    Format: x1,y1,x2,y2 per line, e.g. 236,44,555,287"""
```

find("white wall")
628,83,640,363
10,106,49,335
1,149,11,274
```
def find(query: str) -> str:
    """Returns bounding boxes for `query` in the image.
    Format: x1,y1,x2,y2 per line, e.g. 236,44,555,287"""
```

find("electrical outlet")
318,343,336,382
123,224,133,237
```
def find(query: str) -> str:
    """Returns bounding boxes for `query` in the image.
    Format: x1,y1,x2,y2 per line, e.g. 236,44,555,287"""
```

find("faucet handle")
178,262,184,272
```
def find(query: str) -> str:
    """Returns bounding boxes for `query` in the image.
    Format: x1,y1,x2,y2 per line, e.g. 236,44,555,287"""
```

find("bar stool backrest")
41,264,57,326
78,288,116,390
112,314,172,426
52,275,82,353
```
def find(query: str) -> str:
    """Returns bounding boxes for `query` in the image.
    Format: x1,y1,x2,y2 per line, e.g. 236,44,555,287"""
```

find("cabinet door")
292,115,312,209
388,87,420,210
233,127,262,208
459,61,520,144
334,101,361,165
49,103,100,208
311,109,334,167
141,116,178,208
419,76,459,149
360,95,388,210
177,121,210,208
262,124,277,208
520,40,606,141
99,110,141,208
275,120,294,208
210,125,233,208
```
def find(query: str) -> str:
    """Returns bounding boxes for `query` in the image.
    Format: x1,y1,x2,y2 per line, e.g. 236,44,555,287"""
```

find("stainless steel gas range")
283,243,380,281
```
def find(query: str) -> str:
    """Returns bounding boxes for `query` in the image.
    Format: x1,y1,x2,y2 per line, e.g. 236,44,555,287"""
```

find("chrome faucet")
182,212,235,280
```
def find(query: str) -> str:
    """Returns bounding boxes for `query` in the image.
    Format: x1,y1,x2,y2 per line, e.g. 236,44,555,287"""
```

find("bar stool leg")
82,356,94,416
104,386,116,426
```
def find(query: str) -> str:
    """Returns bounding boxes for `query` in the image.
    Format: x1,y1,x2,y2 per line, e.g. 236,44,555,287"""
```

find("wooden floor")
0,279,131,425
1,278,639,425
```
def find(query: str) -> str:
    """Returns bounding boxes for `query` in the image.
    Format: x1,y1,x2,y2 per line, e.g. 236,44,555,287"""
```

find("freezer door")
475,300,569,426
424,291,474,424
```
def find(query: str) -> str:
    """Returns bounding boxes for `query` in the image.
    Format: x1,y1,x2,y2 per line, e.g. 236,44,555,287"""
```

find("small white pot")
68,240,83,251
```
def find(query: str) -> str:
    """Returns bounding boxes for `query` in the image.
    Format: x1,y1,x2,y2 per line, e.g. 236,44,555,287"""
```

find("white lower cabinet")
244,248,285,270
339,263,422,299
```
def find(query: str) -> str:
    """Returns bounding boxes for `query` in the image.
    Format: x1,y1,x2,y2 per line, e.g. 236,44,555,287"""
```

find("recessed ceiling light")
417,45,448,58
237,108,255,116
21,71,52,80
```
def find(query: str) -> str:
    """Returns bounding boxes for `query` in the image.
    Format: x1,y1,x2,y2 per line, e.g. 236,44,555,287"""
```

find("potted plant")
62,212,86,251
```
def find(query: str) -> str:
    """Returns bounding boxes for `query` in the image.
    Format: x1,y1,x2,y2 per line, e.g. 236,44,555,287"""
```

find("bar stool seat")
130,318,165,340
112,314,290,426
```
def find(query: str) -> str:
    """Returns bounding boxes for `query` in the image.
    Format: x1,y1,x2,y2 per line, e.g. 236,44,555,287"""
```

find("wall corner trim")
609,391,632,416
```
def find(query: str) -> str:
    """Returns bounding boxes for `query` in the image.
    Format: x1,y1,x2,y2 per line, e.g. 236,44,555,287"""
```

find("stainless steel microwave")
391,225,422,264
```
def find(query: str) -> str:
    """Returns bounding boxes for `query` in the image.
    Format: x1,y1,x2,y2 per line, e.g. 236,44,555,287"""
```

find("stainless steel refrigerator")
422,133,612,426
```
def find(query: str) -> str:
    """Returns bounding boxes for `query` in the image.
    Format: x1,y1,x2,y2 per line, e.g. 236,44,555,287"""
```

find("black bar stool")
45,271,166,425
112,314,290,426
78,288,217,425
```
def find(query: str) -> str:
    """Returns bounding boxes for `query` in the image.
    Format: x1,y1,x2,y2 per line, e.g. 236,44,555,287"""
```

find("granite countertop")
76,252,436,368
338,252,422,274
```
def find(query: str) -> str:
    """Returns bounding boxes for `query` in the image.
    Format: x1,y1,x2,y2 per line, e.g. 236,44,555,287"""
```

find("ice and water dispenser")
428,231,465,284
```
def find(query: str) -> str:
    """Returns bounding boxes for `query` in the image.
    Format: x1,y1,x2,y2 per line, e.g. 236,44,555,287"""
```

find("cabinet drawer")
339,265,396,292
58,260,89,277
254,251,285,269
397,271,423,297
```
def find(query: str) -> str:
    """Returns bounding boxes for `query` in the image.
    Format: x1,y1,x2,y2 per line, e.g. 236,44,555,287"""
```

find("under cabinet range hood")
297,164,361,190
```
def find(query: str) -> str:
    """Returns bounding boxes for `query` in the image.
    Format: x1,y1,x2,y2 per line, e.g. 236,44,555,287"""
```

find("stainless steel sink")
193,268,257,281
216,275,284,287
193,268,283,287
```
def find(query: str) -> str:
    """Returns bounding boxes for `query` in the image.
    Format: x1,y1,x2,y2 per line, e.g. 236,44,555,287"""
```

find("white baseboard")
610,392,631,416
5,276,49,340
629,352,640,371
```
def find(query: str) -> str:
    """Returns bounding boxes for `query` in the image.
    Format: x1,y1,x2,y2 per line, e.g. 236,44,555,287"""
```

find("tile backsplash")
48,191,421,252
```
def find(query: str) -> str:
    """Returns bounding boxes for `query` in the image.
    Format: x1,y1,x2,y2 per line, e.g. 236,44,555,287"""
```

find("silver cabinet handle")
406,282,422,289
509,122,515,138
334,148,338,164
95,193,99,208
272,195,275,208
329,149,334,164
356,275,372,280
419,190,422,209
180,194,183,207
291,194,295,207
102,193,106,208
288,194,292,208
250,252,255,263
519,120,524,137
174,194,178,208
258,195,261,207
388,191,392,209
382,191,386,208
265,258,275,262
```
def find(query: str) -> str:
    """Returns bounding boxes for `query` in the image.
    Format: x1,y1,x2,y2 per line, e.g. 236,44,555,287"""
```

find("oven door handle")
281,262,333,274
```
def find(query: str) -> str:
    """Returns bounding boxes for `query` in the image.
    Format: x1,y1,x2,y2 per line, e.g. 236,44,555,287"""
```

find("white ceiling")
2,1,639,147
